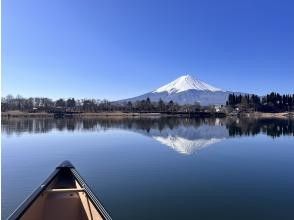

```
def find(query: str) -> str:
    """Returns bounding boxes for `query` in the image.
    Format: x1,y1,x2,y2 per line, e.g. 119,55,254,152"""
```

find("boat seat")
46,188,85,193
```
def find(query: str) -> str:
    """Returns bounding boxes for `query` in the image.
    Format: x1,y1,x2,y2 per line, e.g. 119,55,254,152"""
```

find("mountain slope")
117,74,236,105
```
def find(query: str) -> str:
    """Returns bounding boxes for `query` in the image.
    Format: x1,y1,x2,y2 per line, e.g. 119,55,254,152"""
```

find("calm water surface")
2,117,294,219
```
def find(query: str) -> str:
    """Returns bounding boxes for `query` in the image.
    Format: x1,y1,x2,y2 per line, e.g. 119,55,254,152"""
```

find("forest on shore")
1,92,294,115
226,92,294,113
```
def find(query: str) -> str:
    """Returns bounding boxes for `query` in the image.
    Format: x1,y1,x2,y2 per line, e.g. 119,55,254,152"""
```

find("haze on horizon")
2,0,294,100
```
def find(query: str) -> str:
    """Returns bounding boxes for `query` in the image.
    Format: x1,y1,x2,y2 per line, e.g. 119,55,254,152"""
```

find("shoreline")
1,111,167,118
1,111,293,119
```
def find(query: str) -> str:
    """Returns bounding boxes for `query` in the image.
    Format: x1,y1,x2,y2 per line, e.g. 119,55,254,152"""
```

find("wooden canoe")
8,161,112,220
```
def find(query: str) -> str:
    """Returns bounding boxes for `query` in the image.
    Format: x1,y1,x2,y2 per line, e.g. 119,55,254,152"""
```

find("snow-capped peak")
153,74,222,94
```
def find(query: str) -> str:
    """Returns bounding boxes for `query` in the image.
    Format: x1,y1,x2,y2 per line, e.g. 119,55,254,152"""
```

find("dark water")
2,117,294,219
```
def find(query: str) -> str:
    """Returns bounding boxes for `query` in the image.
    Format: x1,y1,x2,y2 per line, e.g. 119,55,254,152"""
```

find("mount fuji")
117,74,236,105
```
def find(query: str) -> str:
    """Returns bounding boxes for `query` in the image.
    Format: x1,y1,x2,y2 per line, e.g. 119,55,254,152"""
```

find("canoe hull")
8,161,112,220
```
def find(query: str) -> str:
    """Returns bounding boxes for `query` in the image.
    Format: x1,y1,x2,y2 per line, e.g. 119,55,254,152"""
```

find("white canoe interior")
19,169,104,220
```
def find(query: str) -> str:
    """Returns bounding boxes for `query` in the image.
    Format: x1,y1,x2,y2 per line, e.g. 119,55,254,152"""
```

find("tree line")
1,95,209,113
2,92,293,114
226,92,294,112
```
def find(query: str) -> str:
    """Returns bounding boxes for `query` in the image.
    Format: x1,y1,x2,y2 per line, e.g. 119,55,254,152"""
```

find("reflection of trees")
225,118,294,138
1,117,294,138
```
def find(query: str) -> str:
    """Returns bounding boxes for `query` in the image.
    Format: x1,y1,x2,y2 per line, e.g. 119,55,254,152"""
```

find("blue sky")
2,0,294,100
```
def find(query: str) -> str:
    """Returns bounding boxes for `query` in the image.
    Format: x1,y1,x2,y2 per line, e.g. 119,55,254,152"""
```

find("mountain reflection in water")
2,117,293,155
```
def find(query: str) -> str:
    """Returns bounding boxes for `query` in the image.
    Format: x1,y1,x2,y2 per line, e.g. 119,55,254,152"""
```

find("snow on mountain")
116,74,239,105
153,74,222,93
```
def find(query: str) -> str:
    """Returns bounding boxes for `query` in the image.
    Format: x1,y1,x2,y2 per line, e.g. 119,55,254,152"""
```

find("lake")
2,117,294,219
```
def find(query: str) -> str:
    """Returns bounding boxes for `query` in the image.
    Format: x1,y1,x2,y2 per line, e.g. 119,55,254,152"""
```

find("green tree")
55,99,66,107
127,101,133,112
66,98,76,108
158,99,165,112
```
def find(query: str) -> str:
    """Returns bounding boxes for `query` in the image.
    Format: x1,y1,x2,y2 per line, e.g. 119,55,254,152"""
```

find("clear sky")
2,0,294,100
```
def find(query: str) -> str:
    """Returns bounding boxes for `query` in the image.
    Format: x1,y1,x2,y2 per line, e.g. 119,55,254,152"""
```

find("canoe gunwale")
71,168,112,220
7,161,112,220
